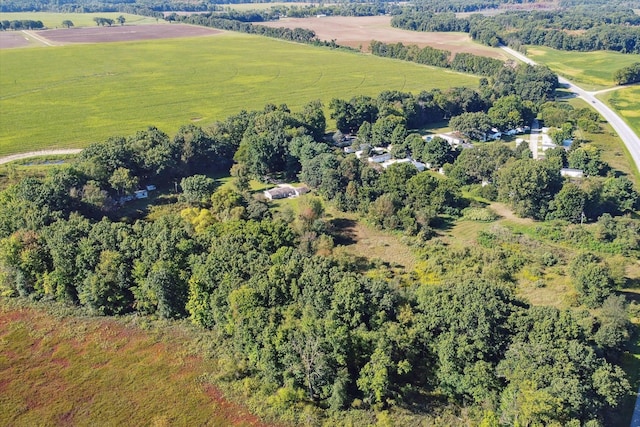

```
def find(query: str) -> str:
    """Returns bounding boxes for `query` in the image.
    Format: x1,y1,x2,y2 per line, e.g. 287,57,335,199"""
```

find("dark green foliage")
179,175,216,205
614,62,640,85
496,158,562,219
570,253,616,308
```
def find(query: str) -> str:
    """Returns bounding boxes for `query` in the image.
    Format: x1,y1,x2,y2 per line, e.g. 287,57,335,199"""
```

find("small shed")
560,168,584,178
134,190,148,199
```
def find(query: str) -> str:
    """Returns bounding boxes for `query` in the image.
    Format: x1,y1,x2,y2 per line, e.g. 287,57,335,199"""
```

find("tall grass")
0,298,265,426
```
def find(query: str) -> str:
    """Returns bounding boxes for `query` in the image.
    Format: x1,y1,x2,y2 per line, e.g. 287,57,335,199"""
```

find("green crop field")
0,32,478,157
601,86,640,142
526,46,640,90
0,12,162,28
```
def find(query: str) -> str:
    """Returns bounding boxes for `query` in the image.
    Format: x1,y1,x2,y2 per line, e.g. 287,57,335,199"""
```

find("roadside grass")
0,299,267,427
600,86,640,172
0,32,478,157
566,97,640,183
0,12,161,28
525,46,640,90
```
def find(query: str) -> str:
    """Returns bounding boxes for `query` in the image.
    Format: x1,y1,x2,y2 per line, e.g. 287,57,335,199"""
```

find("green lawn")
526,46,640,90
0,32,478,156
0,12,162,28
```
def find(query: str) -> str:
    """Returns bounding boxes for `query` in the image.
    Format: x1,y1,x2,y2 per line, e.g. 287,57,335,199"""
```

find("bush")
462,207,498,222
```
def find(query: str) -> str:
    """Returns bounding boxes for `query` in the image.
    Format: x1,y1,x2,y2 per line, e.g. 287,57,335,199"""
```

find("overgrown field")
0,32,478,156
0,300,269,426
0,12,161,28
526,46,640,90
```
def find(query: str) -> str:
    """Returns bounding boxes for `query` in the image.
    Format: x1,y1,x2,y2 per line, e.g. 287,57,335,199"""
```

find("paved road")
501,45,640,175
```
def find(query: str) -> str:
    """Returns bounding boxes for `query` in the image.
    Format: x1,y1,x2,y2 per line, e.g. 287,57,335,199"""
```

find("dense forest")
2,61,639,424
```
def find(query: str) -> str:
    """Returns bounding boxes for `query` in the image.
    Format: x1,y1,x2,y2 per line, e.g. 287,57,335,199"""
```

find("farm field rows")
260,15,509,59
0,31,478,156
525,45,640,90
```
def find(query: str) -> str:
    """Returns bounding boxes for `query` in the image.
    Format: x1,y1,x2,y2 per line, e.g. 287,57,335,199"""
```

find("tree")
570,253,615,308
488,95,530,130
109,167,138,196
79,250,133,315
496,158,562,219
180,175,215,205
547,182,586,223
449,111,492,141
422,136,454,168
295,100,326,141
62,20,73,28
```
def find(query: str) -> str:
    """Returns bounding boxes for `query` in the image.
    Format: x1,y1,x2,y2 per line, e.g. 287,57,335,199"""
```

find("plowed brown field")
26,24,220,46
260,15,508,59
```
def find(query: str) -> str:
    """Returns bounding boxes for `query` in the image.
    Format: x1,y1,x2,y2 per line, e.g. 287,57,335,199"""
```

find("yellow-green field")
526,46,640,90
0,31,478,156
0,12,162,28
601,86,640,152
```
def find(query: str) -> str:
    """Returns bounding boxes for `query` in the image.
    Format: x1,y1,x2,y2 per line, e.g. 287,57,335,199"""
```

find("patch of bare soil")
260,15,508,59
36,24,221,45
0,31,31,49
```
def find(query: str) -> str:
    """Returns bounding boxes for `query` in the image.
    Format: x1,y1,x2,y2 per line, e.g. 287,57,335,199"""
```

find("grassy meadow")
0,12,162,28
0,32,478,156
526,46,640,90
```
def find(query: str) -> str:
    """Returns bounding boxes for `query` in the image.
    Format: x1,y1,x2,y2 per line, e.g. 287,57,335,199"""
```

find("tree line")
369,40,505,77
391,6,640,54
0,20,44,30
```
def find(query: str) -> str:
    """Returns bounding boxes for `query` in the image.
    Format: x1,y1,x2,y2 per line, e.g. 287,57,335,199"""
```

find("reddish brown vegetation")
18,24,221,46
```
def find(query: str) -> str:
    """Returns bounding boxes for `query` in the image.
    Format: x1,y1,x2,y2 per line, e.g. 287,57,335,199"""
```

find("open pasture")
0,12,161,28
259,15,509,59
0,32,478,156
526,46,640,90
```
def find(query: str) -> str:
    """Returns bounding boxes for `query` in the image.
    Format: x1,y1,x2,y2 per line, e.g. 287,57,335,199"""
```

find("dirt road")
0,149,82,165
